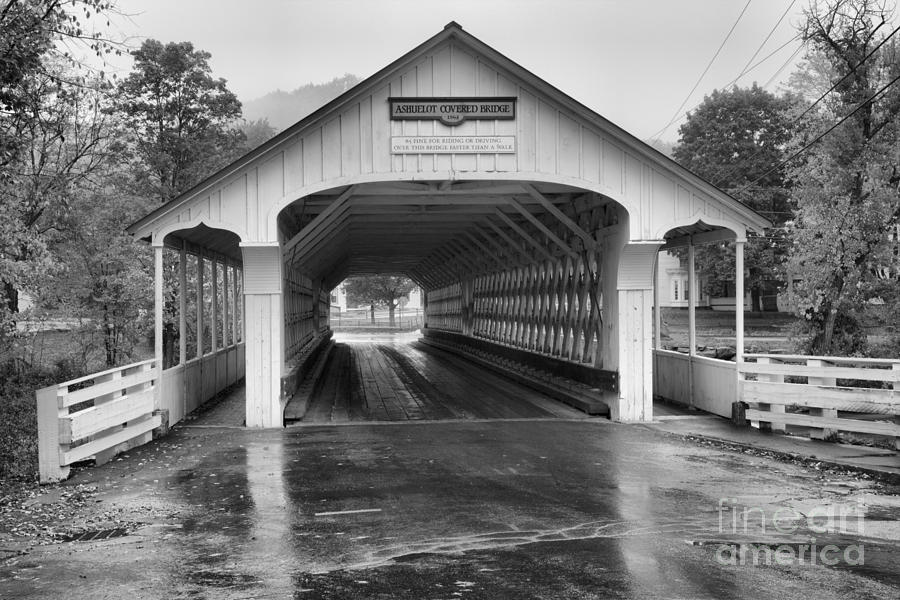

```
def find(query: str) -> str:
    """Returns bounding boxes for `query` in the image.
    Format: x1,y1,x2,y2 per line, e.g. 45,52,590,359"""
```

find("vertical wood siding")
140,38,754,246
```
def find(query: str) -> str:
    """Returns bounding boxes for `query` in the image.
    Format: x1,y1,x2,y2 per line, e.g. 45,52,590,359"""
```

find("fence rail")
739,353,900,445
36,359,162,483
331,308,422,329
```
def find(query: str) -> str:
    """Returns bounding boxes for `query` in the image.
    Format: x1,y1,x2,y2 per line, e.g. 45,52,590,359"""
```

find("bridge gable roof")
128,21,770,244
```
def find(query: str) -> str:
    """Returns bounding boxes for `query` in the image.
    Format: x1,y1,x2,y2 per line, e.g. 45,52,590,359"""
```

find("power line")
732,69,900,197
794,22,900,121
762,43,805,88
650,0,754,142
735,0,799,84
657,34,803,143
715,22,900,186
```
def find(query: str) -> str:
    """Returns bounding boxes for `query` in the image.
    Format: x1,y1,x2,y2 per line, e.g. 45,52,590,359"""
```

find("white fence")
654,349,737,417
36,359,161,483
654,349,900,445
331,307,422,329
36,342,246,483
159,343,245,425
740,354,900,444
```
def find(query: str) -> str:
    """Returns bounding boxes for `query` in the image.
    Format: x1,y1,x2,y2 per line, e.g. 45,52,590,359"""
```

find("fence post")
756,357,786,433
807,359,838,441
36,384,69,483
894,362,899,450
93,369,123,466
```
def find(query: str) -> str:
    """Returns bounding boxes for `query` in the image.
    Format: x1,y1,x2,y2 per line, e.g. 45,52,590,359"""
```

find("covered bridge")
127,22,769,428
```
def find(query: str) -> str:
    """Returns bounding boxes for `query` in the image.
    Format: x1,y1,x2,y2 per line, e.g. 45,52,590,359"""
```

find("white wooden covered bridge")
122,22,767,429
39,22,900,482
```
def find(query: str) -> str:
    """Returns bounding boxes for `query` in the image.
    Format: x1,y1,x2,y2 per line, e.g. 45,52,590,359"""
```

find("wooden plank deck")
295,340,590,423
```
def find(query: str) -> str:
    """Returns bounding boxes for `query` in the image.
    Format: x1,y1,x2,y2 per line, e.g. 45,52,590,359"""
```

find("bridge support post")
241,243,284,428
605,238,664,422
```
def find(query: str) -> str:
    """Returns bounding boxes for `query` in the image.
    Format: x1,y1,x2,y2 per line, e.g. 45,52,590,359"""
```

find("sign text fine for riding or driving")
390,136,515,154
389,97,516,126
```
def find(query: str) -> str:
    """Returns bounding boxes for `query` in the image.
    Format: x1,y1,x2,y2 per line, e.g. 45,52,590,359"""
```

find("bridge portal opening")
276,180,624,424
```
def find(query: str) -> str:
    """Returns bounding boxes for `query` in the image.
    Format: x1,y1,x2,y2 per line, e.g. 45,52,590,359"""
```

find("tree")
1,0,121,170
38,179,153,366
672,84,796,310
342,276,417,326
117,39,245,203
1,62,115,313
240,117,277,151
785,0,900,355
1,0,122,327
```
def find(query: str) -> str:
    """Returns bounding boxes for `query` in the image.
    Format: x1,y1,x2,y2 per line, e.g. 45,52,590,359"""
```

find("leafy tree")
241,117,278,151
785,0,900,355
117,39,245,203
1,0,122,326
1,63,115,315
38,178,153,366
342,276,417,326
1,0,121,170
672,84,796,310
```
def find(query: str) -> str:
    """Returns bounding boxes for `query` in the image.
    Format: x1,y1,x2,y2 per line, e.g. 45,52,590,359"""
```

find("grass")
659,307,799,353
0,362,52,481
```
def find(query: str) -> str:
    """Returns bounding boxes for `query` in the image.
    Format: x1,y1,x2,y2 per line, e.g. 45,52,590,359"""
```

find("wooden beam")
410,266,440,289
448,238,494,274
463,231,506,271
178,241,187,365
483,217,536,264
472,225,522,266
339,195,511,206
196,249,204,359
418,253,455,287
446,239,485,275
521,183,597,249
432,246,464,279
507,198,576,258
494,209,556,262
447,239,490,275
284,185,356,254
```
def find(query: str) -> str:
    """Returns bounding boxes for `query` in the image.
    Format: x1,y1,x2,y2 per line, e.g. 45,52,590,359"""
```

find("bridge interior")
273,178,629,416
158,176,740,427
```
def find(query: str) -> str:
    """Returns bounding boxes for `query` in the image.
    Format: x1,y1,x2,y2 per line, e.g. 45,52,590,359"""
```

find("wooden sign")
391,136,516,154
389,97,516,126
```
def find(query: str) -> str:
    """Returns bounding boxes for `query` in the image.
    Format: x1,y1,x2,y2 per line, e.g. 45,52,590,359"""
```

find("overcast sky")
106,0,809,142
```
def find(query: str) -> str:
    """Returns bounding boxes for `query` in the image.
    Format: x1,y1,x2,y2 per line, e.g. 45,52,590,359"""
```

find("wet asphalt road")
2,417,899,599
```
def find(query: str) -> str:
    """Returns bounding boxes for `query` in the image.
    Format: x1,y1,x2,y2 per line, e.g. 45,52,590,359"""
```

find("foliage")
241,117,278,151
672,84,796,308
1,0,122,340
116,39,246,203
0,344,100,480
784,0,900,355
1,62,115,309
342,276,417,326
0,0,122,171
39,179,154,366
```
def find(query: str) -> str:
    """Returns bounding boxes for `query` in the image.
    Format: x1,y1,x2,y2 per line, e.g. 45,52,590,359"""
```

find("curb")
647,426,900,484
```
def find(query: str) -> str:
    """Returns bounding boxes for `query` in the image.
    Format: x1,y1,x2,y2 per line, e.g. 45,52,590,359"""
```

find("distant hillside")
242,74,361,132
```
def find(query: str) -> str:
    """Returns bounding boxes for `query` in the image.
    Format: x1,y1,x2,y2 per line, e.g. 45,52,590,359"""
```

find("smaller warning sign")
390,136,516,154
